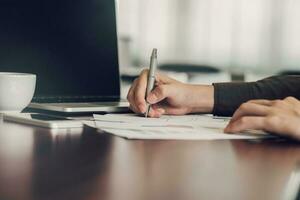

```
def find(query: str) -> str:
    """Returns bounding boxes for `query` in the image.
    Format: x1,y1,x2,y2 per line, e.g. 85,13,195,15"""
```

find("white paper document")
90,113,270,140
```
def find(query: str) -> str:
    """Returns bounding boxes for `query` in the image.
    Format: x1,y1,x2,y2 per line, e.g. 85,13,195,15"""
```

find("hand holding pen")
126,49,214,118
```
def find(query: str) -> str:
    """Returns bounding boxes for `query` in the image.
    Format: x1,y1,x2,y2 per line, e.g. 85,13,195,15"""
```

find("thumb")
147,85,174,104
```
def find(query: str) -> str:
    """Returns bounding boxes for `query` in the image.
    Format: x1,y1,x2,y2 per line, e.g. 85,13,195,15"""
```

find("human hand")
127,69,214,118
224,97,300,140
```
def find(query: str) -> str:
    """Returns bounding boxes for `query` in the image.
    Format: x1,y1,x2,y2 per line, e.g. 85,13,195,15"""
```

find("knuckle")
285,96,296,101
284,96,292,100
247,100,255,104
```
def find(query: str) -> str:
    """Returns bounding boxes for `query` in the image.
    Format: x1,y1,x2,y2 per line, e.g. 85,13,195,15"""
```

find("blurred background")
116,0,300,95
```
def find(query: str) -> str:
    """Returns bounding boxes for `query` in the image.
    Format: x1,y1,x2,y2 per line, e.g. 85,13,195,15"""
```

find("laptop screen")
0,0,120,102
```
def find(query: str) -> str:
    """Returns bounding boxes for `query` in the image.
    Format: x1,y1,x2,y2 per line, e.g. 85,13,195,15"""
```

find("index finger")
225,116,266,133
230,103,271,123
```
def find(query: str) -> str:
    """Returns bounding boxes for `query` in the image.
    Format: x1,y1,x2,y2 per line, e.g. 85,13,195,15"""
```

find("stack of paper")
88,114,271,140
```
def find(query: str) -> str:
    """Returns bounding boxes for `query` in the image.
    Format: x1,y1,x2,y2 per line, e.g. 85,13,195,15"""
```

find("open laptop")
0,0,129,113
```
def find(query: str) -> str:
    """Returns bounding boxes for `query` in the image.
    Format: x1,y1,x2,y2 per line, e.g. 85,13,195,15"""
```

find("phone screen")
30,114,70,121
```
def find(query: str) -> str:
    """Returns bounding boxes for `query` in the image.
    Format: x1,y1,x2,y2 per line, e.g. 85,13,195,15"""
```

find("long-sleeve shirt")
212,75,300,116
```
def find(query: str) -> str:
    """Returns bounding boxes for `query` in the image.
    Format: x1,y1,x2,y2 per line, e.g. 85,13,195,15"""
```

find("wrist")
187,85,214,114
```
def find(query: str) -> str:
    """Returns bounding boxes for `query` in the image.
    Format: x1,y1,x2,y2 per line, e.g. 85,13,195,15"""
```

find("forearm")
213,75,300,116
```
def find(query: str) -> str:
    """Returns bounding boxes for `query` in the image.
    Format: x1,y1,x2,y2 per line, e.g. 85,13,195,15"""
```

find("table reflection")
1,121,300,200
231,141,300,200
30,126,113,199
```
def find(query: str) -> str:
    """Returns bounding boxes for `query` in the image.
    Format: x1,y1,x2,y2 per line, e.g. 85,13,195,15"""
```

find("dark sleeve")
212,75,300,116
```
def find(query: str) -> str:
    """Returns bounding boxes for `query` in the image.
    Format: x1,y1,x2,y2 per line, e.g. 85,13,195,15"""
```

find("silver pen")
145,48,158,118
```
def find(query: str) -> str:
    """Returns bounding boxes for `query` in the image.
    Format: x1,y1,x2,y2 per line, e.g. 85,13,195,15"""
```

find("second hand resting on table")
127,69,300,140
225,97,300,140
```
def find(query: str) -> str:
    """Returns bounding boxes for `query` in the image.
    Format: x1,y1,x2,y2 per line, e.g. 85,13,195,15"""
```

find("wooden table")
1,119,300,200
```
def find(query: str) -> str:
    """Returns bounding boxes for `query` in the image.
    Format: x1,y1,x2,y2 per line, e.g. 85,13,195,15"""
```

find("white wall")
117,0,300,73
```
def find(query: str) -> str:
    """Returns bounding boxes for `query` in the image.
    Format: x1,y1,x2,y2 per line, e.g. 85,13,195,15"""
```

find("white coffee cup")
0,72,36,113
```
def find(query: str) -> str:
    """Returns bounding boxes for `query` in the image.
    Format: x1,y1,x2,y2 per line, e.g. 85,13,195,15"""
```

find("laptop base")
29,101,130,113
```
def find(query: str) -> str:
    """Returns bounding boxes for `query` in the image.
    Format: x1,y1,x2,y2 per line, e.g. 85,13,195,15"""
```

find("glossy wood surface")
0,119,300,200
